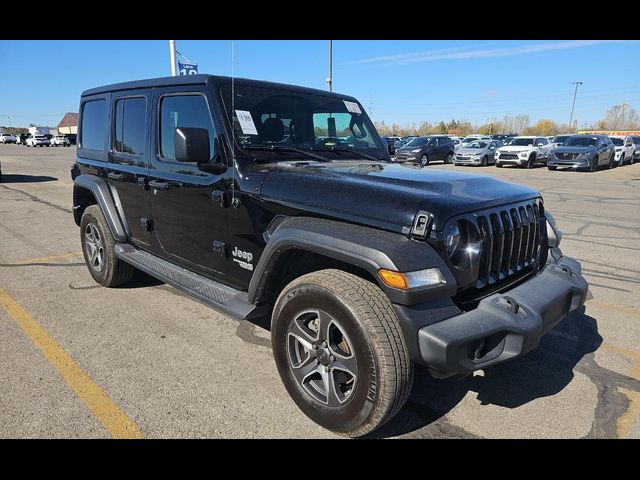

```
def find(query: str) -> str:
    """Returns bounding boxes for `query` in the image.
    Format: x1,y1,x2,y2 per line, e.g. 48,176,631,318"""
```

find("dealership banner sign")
178,62,198,75
578,130,640,136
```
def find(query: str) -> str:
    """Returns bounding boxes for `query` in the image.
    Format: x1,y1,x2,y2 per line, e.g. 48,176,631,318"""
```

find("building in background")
57,112,78,134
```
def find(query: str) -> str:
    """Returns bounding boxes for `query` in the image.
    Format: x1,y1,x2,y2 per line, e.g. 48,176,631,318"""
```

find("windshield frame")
217,82,388,161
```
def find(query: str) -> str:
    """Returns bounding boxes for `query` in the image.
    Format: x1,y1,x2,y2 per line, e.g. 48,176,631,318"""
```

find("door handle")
148,180,170,191
107,172,124,181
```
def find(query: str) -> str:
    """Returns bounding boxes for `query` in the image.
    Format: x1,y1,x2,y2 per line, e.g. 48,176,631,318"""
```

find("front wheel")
481,155,488,166
589,158,598,172
496,162,503,168
525,154,535,169
272,269,414,437
548,166,557,171
420,154,429,167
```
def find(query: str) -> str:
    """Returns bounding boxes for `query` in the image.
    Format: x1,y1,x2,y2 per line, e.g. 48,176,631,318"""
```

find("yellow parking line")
602,344,640,381
617,388,640,439
7,252,84,266
0,287,143,439
587,300,640,319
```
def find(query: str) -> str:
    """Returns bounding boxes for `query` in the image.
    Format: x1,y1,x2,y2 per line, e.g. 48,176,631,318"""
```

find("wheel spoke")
288,330,315,355
292,353,319,382
290,314,318,347
317,310,333,341
332,356,358,378
320,368,342,407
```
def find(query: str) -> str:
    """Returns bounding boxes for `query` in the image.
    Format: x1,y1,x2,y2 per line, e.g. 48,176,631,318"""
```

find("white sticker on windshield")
343,100,362,114
235,110,258,135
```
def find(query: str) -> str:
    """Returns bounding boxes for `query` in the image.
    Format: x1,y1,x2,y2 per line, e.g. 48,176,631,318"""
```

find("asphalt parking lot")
1,144,639,439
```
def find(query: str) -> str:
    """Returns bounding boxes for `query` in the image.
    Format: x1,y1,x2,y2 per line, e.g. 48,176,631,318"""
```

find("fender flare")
73,174,127,242
248,216,457,306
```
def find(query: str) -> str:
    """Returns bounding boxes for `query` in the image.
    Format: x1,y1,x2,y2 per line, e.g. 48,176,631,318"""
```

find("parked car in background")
494,136,552,168
25,134,50,147
491,133,516,143
0,132,17,144
461,134,492,146
50,134,71,147
454,140,503,166
448,136,463,150
631,136,640,163
64,133,77,145
396,135,417,149
550,134,572,148
609,135,635,166
16,133,30,145
394,135,455,165
547,135,615,171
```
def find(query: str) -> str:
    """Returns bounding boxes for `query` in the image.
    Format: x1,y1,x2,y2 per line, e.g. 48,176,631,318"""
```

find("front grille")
474,200,544,289
456,156,470,161
499,153,519,160
555,152,578,160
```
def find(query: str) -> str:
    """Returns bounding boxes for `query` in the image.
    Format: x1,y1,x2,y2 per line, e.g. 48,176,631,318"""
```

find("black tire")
445,153,453,164
589,158,598,172
481,155,488,166
620,154,625,166
496,162,503,168
80,205,135,287
272,269,414,438
420,154,429,167
608,154,615,169
548,166,557,171
525,154,535,169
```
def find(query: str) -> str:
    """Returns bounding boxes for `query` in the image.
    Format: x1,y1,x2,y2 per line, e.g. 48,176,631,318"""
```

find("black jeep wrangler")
71,74,588,437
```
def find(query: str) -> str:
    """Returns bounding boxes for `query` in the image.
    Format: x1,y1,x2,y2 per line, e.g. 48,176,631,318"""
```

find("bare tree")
597,103,640,130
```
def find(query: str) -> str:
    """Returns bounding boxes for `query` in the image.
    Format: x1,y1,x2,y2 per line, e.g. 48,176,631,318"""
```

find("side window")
113,97,146,155
159,94,216,161
80,99,106,151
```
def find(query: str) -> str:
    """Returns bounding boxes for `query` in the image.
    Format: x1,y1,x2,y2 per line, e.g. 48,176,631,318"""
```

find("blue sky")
0,40,638,129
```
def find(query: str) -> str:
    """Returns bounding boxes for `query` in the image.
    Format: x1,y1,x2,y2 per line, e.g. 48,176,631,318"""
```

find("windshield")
507,138,535,146
552,135,570,144
405,137,430,147
610,137,624,146
461,137,478,143
564,136,598,147
632,136,640,145
466,141,487,149
220,84,385,160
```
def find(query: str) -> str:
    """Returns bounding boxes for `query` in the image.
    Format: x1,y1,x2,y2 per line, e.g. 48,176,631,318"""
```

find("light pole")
569,81,582,130
169,40,177,77
326,40,333,92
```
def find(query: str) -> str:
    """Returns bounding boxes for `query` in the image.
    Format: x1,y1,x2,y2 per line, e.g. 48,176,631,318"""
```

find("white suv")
609,135,635,166
0,133,17,144
50,134,71,147
26,134,50,147
494,136,552,168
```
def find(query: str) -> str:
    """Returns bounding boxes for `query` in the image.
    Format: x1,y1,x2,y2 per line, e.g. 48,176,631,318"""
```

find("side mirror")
174,127,227,174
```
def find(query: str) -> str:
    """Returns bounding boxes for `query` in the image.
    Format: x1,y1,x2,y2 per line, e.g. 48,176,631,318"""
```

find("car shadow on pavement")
371,306,602,438
1,174,58,183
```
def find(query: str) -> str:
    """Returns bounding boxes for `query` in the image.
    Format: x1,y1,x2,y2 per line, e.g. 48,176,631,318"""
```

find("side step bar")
114,243,257,320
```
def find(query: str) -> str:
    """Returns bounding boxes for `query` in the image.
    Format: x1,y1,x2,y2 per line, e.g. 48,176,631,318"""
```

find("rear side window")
114,97,146,155
159,94,216,161
80,99,106,151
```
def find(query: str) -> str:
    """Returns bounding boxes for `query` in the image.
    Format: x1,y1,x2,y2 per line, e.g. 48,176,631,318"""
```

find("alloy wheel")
84,223,105,272
287,309,358,407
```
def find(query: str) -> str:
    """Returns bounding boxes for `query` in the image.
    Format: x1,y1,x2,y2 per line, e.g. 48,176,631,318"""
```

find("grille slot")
473,200,543,289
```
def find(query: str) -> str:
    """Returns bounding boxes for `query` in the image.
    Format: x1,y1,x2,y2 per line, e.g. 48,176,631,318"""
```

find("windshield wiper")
311,146,384,162
245,145,331,162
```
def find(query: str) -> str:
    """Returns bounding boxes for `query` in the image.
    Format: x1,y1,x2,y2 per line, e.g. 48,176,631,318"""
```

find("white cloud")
354,40,626,66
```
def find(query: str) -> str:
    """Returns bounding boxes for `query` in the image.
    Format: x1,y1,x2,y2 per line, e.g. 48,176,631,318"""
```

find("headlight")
411,148,421,153
445,222,461,257
546,211,562,248
445,220,481,269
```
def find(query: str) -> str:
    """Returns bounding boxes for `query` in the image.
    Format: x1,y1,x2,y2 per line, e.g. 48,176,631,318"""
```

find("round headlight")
445,222,461,257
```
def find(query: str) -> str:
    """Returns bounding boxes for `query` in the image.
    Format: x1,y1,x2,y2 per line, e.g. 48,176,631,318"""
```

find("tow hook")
499,295,520,314
559,264,573,277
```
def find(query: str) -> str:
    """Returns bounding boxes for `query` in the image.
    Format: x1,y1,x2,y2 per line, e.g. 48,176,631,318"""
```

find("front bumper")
454,156,482,165
547,156,590,168
412,254,588,377
496,155,526,166
394,153,416,162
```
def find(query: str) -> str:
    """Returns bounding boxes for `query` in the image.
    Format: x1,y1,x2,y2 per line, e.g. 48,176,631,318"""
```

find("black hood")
257,161,539,233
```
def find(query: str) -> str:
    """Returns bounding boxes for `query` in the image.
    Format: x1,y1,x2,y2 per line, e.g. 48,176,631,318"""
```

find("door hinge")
140,217,154,232
212,240,227,258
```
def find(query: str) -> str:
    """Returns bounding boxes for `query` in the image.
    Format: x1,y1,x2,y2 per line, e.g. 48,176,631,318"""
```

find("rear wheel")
80,205,135,287
445,153,453,164
420,154,429,167
272,269,414,437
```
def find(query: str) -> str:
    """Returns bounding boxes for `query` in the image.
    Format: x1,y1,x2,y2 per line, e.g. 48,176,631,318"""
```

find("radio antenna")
231,40,236,206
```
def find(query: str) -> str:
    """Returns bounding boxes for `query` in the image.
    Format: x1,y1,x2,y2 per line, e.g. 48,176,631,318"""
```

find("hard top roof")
81,74,356,101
